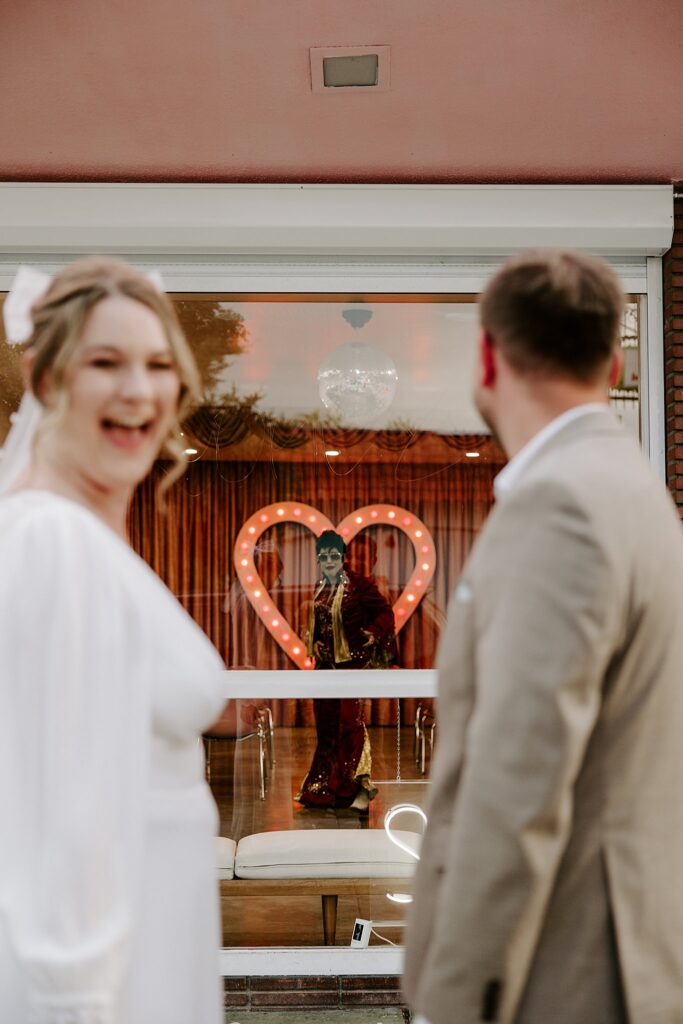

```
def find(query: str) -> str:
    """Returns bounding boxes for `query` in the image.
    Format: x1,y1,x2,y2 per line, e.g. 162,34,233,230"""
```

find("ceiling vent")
310,46,390,93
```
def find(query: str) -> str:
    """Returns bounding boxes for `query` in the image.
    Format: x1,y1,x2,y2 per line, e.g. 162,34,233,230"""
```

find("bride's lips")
101,417,154,451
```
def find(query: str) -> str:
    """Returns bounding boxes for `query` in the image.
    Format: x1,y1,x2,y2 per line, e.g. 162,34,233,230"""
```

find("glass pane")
129,295,502,672
609,299,640,439
0,287,644,952
210,695,431,947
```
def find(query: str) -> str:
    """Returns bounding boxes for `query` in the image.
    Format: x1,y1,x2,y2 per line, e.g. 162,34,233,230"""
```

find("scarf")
306,573,352,664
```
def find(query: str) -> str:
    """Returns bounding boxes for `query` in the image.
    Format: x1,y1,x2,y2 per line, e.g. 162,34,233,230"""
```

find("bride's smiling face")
40,295,181,494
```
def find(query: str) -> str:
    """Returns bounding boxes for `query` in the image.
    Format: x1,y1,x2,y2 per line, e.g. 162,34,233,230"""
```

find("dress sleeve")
0,504,151,1024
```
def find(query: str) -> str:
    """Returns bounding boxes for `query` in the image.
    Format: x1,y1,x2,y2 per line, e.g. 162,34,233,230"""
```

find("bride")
0,258,226,1024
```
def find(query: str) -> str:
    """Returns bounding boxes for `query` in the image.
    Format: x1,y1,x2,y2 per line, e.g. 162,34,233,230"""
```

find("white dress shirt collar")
493,403,611,500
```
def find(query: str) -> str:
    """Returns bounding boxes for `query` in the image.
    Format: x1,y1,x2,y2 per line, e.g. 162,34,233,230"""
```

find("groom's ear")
608,347,623,388
478,329,497,389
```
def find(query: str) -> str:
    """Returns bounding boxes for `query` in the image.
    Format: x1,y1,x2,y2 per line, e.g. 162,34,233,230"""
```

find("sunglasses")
317,550,343,561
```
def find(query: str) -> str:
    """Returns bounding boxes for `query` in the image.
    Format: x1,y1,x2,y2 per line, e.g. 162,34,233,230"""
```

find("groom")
404,250,683,1023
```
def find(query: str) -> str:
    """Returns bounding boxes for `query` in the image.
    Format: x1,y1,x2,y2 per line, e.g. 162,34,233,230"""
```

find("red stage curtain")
130,458,498,725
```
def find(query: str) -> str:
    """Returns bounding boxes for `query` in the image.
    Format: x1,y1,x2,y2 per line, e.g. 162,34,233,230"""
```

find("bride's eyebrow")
81,343,173,358
82,344,120,354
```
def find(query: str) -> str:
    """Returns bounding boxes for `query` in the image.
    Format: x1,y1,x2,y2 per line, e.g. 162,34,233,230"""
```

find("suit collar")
494,404,618,500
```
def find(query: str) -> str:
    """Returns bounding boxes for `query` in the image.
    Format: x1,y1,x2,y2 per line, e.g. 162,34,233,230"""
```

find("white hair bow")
0,267,52,493
2,266,52,346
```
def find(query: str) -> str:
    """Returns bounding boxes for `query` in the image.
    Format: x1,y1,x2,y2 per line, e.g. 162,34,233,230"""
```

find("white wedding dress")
0,491,226,1024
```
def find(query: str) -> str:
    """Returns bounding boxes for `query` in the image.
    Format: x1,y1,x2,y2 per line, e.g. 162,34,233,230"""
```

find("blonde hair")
26,256,200,499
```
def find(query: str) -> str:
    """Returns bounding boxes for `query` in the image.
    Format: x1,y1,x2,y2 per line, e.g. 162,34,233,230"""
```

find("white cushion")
216,836,237,880
234,828,421,879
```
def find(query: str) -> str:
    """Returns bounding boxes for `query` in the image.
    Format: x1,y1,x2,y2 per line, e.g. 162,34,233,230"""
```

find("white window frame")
0,183,673,976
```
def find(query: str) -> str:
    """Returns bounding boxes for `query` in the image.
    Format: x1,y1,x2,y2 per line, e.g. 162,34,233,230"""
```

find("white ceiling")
211,299,486,433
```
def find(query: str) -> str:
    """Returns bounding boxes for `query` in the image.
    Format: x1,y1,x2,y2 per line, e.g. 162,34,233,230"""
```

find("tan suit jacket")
404,411,683,1024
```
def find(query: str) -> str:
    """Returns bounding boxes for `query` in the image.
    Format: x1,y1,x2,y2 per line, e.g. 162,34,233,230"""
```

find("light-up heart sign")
233,501,437,669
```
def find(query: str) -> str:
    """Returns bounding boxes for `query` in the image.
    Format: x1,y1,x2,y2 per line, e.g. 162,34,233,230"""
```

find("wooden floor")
209,725,430,947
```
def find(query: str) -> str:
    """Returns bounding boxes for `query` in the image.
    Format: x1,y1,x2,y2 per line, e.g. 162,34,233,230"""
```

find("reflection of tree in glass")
0,297,25,444
173,301,250,398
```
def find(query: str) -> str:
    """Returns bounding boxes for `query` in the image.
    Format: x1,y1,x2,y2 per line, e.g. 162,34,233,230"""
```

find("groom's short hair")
480,249,624,383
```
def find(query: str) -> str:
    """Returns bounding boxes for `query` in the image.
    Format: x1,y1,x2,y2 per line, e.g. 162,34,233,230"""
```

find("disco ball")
317,341,398,424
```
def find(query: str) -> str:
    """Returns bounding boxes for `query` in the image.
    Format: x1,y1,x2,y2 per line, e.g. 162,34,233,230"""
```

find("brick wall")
664,191,683,516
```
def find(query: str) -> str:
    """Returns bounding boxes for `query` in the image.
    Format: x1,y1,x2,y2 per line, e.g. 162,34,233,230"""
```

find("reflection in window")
210,696,430,947
131,296,503,677
124,293,639,679
0,290,643,947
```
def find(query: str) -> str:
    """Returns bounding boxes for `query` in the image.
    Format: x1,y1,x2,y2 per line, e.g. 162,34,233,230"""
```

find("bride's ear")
21,350,50,403
20,350,34,391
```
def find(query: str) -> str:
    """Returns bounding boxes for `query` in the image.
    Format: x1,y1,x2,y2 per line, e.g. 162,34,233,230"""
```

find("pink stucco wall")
1,0,681,182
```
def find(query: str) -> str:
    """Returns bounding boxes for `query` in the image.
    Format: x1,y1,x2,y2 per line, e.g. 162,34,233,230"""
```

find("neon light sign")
233,502,437,669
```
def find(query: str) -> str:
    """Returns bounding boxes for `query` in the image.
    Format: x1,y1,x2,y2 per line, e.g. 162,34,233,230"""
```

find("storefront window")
129,296,502,671
139,293,499,947
212,695,429,947
0,289,643,949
